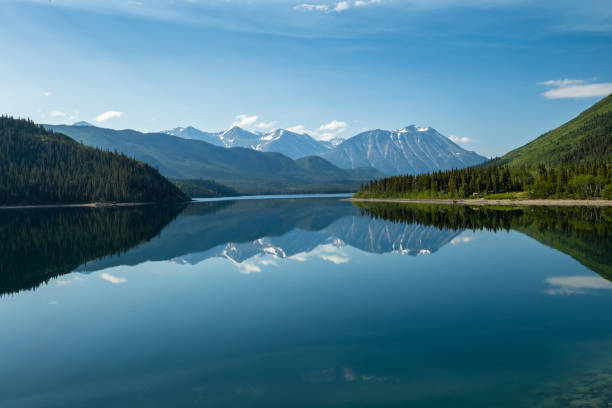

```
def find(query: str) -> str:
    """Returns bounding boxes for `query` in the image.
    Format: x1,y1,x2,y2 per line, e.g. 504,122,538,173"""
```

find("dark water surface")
1,197,612,407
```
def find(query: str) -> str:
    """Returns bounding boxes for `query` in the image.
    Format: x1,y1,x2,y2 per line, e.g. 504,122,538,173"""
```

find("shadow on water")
356,203,612,281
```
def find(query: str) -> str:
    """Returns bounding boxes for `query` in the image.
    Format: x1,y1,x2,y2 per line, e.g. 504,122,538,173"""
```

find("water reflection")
1,199,611,297
2,198,612,407
0,205,184,296
357,203,612,281
77,199,462,273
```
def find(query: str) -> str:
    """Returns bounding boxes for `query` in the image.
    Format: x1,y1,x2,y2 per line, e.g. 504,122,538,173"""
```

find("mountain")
163,126,333,159
0,117,188,205
255,129,331,159
218,126,261,148
44,123,383,194
162,126,224,146
322,125,487,175
497,93,612,166
73,121,93,126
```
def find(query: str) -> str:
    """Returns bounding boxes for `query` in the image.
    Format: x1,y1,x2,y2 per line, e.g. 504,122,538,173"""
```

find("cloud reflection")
544,275,612,295
99,272,127,284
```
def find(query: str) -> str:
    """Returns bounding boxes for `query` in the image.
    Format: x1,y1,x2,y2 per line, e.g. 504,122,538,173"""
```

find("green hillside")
172,179,238,198
45,124,384,194
499,93,612,166
0,117,189,205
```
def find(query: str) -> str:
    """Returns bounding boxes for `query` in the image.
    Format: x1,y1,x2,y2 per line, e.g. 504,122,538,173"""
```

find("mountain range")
43,120,487,195
163,124,487,174
45,124,383,194
164,126,335,158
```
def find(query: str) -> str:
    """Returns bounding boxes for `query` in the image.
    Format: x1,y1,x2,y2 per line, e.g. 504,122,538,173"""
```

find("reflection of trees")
0,204,186,296
356,203,612,280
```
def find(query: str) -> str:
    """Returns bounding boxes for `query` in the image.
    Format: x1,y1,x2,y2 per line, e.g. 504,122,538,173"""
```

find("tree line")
356,162,612,199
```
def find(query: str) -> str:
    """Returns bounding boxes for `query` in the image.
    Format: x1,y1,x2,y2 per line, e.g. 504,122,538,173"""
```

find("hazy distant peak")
73,121,93,127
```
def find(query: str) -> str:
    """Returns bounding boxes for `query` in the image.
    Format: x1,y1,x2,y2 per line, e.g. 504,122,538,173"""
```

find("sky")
1,0,611,157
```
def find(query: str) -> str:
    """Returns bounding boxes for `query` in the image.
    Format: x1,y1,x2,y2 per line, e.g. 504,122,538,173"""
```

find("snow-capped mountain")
321,125,487,175
162,123,487,175
255,129,331,159
162,126,224,146
163,125,333,158
218,126,261,148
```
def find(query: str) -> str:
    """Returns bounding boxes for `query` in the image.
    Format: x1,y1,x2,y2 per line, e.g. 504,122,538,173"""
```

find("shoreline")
347,198,612,207
0,202,161,210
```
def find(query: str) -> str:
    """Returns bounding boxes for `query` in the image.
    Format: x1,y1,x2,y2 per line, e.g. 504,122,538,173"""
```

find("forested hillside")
498,93,612,166
0,117,188,205
172,179,238,198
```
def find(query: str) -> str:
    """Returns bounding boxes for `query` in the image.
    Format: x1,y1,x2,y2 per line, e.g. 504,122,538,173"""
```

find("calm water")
1,197,612,407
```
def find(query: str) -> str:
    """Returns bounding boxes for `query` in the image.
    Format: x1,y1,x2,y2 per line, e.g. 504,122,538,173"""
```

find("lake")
1,197,611,407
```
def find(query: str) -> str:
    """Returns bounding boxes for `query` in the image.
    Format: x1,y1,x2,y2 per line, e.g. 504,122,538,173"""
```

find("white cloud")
286,120,348,141
231,114,259,129
334,1,350,12
318,119,348,131
294,3,330,12
287,125,307,134
538,79,584,87
100,272,127,284
50,110,67,117
294,1,363,13
355,0,380,5
449,135,474,143
539,78,612,99
95,110,123,122
42,91,52,97
255,121,277,130
544,275,612,295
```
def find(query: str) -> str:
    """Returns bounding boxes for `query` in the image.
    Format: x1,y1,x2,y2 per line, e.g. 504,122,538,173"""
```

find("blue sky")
1,0,611,157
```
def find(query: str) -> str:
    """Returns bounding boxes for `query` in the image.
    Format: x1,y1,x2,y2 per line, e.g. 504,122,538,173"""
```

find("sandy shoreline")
347,198,612,207
0,202,157,210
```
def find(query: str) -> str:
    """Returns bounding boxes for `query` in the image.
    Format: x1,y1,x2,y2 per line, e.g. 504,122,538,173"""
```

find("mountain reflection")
78,198,461,272
357,203,612,281
2,199,611,296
